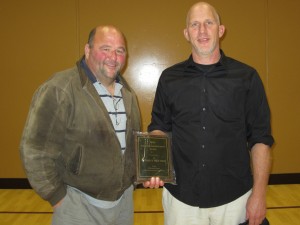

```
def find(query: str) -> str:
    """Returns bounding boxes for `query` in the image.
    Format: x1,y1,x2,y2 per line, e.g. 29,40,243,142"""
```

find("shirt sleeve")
148,74,172,132
245,71,274,149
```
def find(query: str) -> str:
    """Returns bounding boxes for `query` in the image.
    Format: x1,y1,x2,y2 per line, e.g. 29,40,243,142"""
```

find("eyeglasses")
113,97,122,126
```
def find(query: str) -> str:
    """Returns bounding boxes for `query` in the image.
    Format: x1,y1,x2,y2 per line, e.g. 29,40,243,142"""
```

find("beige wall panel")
0,0,299,177
0,0,78,177
267,0,300,173
219,1,268,83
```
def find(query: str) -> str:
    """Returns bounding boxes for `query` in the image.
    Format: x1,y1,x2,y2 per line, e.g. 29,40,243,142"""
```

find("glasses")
113,97,122,126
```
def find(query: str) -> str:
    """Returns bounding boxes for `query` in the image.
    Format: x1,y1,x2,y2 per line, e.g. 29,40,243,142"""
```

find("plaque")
134,132,175,184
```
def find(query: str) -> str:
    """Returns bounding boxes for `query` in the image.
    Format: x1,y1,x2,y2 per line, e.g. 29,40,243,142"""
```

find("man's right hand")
143,177,164,188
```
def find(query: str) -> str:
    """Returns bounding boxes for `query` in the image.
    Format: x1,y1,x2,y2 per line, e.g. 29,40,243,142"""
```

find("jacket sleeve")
20,83,70,206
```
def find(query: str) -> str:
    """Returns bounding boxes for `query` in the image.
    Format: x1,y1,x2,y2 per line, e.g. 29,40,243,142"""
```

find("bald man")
20,25,141,225
147,2,273,225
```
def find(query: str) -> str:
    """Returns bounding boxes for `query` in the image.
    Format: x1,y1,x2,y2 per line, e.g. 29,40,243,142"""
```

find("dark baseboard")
268,173,300,185
0,173,299,189
0,178,32,189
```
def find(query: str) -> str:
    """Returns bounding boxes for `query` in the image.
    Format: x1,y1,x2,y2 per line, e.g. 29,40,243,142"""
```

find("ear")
84,44,90,59
183,28,190,42
219,25,225,38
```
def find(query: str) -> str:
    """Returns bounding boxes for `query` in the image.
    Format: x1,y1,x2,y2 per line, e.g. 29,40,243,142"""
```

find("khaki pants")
52,185,134,225
163,187,251,225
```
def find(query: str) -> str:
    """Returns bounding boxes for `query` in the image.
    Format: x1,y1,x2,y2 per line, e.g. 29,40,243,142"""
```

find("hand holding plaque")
134,132,176,184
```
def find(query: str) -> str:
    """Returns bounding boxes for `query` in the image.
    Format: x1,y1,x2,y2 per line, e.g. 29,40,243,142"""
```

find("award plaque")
134,132,175,184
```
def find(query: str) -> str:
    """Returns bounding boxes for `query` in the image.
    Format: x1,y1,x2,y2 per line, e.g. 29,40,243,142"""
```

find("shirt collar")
184,50,227,75
185,49,226,69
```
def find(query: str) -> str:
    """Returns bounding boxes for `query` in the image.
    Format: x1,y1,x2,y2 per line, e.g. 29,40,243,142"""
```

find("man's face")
85,27,127,82
184,4,225,58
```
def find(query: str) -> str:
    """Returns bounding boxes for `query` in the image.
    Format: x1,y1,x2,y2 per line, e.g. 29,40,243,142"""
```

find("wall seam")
76,0,80,59
265,0,270,91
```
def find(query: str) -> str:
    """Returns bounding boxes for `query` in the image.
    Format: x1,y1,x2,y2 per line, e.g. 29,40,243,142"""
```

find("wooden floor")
0,184,299,225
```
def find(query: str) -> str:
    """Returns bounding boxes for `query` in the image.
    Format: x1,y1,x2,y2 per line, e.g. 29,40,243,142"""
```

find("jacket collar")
77,57,121,83
75,56,134,127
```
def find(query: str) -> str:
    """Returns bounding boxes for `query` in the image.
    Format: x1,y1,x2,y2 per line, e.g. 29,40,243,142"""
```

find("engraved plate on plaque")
134,132,175,183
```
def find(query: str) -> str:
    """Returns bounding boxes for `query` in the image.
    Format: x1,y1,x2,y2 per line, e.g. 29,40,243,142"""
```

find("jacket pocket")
67,146,82,175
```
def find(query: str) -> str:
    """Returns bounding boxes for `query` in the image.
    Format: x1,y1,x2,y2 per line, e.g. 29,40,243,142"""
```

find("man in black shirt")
145,2,274,225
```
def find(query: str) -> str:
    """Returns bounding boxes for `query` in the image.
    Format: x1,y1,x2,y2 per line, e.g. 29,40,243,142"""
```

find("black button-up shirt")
148,51,274,208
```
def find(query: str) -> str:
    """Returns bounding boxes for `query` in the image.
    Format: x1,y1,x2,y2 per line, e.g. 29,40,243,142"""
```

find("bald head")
186,2,221,27
87,25,126,48
84,25,127,86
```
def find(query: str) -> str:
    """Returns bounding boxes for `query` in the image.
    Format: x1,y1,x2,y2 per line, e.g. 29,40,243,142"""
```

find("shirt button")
201,145,205,149
203,89,206,93
202,107,206,111
202,126,206,130
202,163,206,167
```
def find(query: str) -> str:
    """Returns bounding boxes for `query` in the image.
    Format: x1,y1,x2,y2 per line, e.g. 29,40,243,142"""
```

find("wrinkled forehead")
186,3,220,25
94,28,126,47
